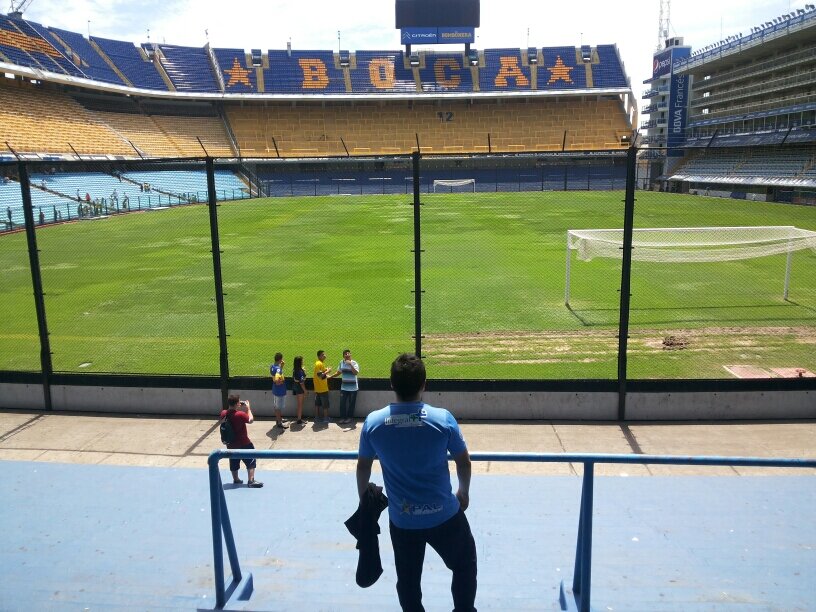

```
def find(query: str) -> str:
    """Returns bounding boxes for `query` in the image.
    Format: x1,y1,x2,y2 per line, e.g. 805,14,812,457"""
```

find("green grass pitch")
1,190,815,379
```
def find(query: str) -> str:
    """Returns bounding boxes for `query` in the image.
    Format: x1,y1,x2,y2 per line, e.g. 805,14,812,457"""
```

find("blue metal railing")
207,450,816,610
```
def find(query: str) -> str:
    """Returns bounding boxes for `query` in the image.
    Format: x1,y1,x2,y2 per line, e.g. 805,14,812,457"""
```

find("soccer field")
1,190,815,379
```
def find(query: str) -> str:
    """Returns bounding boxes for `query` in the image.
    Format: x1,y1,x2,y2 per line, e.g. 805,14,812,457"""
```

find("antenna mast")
657,0,671,50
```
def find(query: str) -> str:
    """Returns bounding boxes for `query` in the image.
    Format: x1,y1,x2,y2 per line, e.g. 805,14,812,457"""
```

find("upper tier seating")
2,16,631,96
264,50,346,94
158,44,219,92
480,48,532,92
541,47,588,89
591,45,627,88
351,50,416,93
45,26,124,85
216,49,256,92
91,36,167,90
0,14,83,77
417,52,472,93
225,97,630,157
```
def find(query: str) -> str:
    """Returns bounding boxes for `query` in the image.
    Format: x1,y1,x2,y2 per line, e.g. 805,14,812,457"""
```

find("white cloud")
21,0,812,99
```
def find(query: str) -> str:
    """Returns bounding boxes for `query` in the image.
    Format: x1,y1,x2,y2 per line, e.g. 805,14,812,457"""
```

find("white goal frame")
432,179,476,192
564,226,816,306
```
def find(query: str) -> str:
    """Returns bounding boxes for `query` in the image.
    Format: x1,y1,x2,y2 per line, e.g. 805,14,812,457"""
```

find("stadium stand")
158,44,220,92
0,80,133,156
90,36,167,90
44,26,125,85
225,97,630,157
0,14,635,161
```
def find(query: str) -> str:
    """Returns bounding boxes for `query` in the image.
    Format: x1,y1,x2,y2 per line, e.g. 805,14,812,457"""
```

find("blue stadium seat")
159,44,220,92
91,36,167,90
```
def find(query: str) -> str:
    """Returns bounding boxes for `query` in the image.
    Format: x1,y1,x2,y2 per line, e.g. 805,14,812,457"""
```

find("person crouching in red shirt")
220,394,263,488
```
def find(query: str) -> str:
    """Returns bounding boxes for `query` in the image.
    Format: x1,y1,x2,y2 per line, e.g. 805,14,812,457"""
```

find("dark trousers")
389,510,477,612
339,390,358,419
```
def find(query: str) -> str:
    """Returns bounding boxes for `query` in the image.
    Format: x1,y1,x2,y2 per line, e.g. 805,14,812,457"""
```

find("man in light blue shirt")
334,348,360,425
356,353,476,612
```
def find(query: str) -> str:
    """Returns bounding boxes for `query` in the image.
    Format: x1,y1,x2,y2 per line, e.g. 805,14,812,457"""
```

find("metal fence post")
616,146,638,421
206,158,230,409
412,151,423,358
18,162,53,410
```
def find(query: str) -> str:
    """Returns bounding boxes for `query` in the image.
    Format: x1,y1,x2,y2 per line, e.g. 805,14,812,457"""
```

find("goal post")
564,226,816,306
432,179,476,193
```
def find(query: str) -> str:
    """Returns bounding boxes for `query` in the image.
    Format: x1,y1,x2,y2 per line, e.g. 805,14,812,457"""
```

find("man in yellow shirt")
313,350,334,423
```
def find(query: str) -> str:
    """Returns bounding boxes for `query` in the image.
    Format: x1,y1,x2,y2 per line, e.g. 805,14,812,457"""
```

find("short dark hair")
390,353,426,399
227,394,240,407
274,352,283,362
317,350,325,358
343,348,351,355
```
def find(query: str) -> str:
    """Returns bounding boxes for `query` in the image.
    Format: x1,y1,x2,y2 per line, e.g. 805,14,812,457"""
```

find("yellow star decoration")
225,58,252,88
547,55,574,85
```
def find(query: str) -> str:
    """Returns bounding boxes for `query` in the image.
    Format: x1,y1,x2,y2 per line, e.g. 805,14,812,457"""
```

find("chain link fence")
2,149,814,381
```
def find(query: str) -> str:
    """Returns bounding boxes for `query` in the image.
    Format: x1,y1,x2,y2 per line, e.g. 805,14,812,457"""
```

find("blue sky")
19,0,813,97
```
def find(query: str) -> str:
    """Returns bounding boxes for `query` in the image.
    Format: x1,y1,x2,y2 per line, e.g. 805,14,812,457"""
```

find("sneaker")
296,419,305,425
232,479,243,485
247,480,264,488
277,422,289,429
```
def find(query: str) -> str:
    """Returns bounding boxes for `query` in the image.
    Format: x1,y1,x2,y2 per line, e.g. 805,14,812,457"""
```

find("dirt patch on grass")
424,326,816,367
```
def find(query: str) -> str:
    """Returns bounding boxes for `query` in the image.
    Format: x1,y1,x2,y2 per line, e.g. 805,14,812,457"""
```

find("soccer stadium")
0,0,814,609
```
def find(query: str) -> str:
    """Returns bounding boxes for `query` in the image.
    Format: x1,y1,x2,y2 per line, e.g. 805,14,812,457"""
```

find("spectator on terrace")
356,353,476,612
122,195,129,210
332,348,360,425
292,355,308,425
38,208,45,225
52,205,57,221
85,192,91,204
220,395,263,488
270,352,289,430
6,206,12,228
313,350,333,423
111,189,118,209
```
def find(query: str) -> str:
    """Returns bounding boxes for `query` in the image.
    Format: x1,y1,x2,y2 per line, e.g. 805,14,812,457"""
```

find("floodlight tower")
657,0,671,50
8,0,34,18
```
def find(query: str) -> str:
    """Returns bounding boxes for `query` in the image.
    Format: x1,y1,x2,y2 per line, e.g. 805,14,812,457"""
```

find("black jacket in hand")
344,482,389,588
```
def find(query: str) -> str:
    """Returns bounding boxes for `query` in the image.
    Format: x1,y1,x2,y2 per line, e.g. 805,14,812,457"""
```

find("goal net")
565,226,816,304
433,179,476,193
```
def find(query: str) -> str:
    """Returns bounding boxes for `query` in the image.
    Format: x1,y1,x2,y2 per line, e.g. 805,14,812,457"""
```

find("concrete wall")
2,383,813,421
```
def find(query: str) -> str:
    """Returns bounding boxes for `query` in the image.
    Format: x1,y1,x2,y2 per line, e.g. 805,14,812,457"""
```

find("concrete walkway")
1,410,814,476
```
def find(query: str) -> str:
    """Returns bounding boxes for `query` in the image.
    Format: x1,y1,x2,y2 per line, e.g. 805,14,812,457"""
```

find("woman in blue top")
292,356,308,425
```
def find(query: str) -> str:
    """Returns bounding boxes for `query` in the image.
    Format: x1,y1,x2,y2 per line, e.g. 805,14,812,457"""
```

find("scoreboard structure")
396,0,479,52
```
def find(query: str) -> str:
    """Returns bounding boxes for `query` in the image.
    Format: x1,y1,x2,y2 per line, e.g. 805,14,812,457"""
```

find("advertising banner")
667,73,688,156
401,27,474,45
